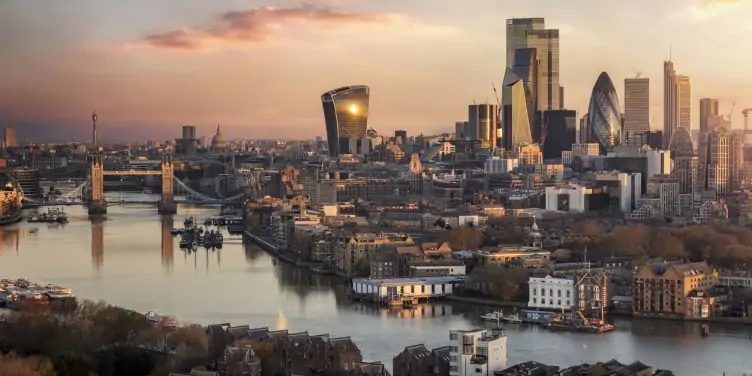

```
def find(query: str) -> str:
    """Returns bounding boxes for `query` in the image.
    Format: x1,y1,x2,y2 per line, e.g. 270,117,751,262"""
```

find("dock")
350,276,466,307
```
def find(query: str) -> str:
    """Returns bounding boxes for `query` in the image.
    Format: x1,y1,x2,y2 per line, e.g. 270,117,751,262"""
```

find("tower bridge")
89,154,178,215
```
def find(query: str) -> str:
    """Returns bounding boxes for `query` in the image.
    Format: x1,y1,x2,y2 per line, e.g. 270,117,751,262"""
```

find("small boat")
480,311,504,321
502,314,522,324
191,241,198,250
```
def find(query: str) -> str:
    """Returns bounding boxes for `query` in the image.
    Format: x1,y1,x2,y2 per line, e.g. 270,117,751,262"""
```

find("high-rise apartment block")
624,77,650,143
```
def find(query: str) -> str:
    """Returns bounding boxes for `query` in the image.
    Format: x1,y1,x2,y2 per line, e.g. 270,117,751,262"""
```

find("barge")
0,279,75,309
26,208,68,224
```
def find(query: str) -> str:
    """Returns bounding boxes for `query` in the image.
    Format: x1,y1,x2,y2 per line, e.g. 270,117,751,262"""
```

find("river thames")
1,200,750,375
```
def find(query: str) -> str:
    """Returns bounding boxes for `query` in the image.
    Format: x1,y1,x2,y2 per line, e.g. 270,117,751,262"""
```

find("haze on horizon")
1,0,751,142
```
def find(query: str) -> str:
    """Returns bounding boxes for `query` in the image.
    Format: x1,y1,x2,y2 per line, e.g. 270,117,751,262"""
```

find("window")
476,347,487,356
549,289,553,296
475,368,483,373
450,333,458,340
450,366,458,372
533,298,537,304
541,289,545,296
533,289,537,296
557,290,561,297
566,300,570,306
566,290,571,298
450,356,458,362
557,300,561,305
450,346,458,353
549,299,553,305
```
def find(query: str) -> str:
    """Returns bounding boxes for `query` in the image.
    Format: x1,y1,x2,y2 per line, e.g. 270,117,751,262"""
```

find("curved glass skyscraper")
322,85,370,157
587,72,622,154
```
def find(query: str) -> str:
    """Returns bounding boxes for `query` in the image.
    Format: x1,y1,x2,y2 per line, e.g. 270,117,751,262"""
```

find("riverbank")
244,230,340,276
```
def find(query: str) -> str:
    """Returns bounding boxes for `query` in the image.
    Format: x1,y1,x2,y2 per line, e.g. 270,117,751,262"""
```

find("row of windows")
532,298,570,306
532,288,571,298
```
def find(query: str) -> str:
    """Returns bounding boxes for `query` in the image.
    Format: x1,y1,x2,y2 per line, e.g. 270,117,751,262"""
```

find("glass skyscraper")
506,18,561,112
587,72,622,154
321,85,370,157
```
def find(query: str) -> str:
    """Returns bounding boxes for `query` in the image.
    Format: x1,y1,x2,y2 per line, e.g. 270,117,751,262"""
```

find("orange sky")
1,0,751,141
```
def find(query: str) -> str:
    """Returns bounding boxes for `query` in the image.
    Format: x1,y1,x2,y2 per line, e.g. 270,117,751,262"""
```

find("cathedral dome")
211,125,227,151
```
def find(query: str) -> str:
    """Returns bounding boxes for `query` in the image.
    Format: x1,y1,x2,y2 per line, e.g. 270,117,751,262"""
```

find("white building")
545,185,588,212
592,171,642,212
449,328,507,376
528,275,574,310
351,276,465,300
409,264,467,276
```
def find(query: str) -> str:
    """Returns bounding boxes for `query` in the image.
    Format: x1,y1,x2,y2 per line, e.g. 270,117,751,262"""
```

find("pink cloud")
126,4,394,51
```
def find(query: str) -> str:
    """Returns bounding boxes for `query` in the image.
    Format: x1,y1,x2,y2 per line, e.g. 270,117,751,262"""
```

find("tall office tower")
699,98,720,137
506,18,561,112
677,76,691,131
587,72,622,155
511,48,539,138
501,67,533,150
469,103,498,150
663,61,677,149
701,127,731,196
624,77,650,144
455,121,470,139
541,110,576,160
394,130,407,146
3,125,16,148
579,114,589,144
668,126,696,194
321,85,370,157
182,125,196,140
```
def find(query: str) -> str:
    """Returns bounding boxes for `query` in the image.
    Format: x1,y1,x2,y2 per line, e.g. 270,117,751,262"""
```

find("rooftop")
352,276,466,286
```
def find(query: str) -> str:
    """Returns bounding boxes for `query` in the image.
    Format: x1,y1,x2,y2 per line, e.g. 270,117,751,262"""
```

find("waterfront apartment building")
449,328,508,376
335,232,415,276
633,261,718,316
528,275,573,310
624,77,650,143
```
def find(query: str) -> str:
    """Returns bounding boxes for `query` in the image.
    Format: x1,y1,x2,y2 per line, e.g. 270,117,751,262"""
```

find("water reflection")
0,228,21,256
90,218,104,272
160,216,174,272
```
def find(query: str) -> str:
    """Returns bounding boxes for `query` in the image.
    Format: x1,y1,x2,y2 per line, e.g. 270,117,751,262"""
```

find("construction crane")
728,101,736,124
744,108,752,133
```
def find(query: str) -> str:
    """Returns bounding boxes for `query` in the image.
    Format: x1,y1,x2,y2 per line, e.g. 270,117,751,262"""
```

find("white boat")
502,314,522,324
480,311,504,321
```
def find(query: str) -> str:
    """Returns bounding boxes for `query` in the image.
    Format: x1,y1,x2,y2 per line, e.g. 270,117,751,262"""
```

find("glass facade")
322,85,370,157
506,18,560,112
587,72,622,154
3,168,41,200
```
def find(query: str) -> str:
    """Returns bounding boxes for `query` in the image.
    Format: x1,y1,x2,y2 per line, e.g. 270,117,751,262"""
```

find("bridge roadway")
101,170,163,176
23,199,244,208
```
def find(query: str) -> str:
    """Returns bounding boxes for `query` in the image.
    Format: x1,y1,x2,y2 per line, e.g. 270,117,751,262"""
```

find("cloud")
695,0,743,7
121,4,397,52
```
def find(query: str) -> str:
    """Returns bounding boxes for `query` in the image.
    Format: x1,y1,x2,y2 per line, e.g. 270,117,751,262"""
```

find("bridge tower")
88,154,107,215
158,154,177,214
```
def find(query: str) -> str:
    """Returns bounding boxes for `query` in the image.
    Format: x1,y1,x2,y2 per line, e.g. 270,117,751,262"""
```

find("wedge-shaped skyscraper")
322,85,370,157
501,67,533,150
587,72,622,154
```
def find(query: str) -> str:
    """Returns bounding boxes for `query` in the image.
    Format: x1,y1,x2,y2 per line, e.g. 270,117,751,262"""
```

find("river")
0,198,750,376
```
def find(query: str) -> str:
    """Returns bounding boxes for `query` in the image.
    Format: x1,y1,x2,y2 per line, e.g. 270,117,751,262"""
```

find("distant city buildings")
663,60,691,150
501,67,533,150
468,103,498,150
3,125,16,148
321,85,370,157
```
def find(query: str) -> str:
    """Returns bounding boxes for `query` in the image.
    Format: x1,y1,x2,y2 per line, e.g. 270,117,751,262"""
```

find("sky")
1,0,751,142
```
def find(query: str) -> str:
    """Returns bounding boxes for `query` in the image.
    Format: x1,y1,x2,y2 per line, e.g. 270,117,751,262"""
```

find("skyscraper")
541,110,576,160
663,61,677,149
664,61,691,150
624,77,650,143
321,85,370,157
501,67,533,150
587,72,622,154
668,126,696,194
701,127,731,195
3,125,16,148
469,104,498,150
511,48,539,138
699,98,719,136
506,18,561,112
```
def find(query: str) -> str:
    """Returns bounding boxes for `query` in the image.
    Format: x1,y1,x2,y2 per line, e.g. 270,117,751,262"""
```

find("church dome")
211,125,227,151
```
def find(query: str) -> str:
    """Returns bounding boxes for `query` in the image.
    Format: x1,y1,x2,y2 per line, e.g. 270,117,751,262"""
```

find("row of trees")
0,300,210,376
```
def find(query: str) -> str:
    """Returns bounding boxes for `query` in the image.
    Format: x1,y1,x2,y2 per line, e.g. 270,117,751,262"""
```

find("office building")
587,72,622,154
541,110,576,160
624,77,650,143
394,130,407,146
668,126,696,194
449,328,508,376
322,85,370,157
664,61,690,150
455,121,470,139
699,98,720,137
469,103,498,149
700,127,731,196
511,48,539,138
506,18,561,111
501,67,533,150
3,126,16,148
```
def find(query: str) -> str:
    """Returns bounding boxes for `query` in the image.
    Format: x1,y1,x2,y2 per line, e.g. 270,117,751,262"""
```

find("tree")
648,231,685,259
0,353,55,376
448,227,481,250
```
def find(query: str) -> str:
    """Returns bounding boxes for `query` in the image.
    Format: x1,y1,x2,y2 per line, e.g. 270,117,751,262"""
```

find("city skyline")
1,0,751,142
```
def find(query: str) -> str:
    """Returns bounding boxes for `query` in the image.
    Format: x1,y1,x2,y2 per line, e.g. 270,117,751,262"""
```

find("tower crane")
744,108,752,133
492,82,503,144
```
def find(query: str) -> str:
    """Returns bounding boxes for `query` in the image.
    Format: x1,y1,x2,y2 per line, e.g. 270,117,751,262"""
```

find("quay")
350,276,465,307
0,279,75,309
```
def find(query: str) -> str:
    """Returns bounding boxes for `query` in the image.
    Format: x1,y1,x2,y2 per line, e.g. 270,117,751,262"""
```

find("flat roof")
352,276,465,286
